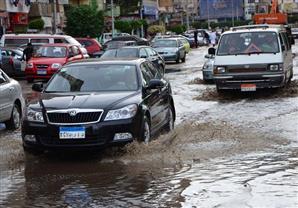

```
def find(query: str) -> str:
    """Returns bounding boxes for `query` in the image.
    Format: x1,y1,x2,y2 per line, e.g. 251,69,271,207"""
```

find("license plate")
37,70,47,75
241,84,256,92
59,127,85,139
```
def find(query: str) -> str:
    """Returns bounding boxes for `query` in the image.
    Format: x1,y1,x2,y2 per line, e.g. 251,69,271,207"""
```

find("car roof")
65,58,146,67
3,34,72,38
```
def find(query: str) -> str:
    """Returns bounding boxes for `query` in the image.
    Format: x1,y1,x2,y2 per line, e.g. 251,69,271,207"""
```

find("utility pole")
186,0,190,31
207,0,210,29
111,0,115,37
52,0,57,34
140,0,144,38
232,0,234,27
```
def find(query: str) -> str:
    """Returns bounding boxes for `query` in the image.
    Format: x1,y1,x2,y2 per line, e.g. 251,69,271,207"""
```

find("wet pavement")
0,46,298,207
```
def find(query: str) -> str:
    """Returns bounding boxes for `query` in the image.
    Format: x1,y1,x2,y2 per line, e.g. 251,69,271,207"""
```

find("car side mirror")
205,54,214,59
208,47,216,55
147,79,165,90
32,82,43,92
140,55,147,58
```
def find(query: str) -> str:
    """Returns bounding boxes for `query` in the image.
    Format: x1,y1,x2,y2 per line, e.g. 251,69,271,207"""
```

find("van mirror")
208,47,216,55
281,45,285,51
32,82,43,92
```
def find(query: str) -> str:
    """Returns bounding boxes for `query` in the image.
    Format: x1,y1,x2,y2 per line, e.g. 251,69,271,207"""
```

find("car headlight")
26,63,34,69
269,64,282,71
105,104,138,121
27,108,44,122
214,66,226,74
51,63,62,69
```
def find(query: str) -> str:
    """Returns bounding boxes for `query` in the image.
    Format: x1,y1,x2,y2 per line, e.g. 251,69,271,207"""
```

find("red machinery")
253,0,287,24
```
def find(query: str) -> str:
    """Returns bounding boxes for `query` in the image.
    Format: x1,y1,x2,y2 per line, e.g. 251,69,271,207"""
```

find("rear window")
5,38,28,47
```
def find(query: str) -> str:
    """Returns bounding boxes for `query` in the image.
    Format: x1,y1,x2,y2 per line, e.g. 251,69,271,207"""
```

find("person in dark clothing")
204,31,210,45
194,30,198,48
22,42,34,62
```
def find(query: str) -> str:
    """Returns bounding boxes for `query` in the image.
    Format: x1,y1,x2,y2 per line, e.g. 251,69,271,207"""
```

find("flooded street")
1,46,298,207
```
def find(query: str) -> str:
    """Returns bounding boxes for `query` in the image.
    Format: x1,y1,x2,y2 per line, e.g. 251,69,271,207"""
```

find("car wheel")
165,106,175,132
288,68,293,83
181,53,186,62
27,78,34,83
5,103,21,130
176,57,180,64
141,116,151,144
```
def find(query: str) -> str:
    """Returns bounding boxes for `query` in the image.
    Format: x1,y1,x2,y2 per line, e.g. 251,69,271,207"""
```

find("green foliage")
147,25,166,35
65,5,104,38
114,0,139,16
168,25,186,34
28,18,45,30
115,20,145,33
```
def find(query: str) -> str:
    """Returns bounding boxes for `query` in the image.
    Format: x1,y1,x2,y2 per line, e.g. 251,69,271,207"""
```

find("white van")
210,24,293,92
0,34,89,58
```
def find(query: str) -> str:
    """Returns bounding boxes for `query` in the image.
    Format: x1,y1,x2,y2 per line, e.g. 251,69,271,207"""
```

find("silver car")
0,69,24,130
202,54,214,82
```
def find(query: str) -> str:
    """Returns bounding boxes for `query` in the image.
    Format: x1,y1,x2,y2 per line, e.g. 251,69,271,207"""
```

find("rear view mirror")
281,45,285,51
208,47,216,55
147,79,165,90
32,82,43,92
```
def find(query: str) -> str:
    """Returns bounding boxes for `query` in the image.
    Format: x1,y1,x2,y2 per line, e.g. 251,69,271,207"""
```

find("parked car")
25,43,85,83
100,46,165,75
1,47,25,77
0,34,89,58
0,69,25,130
111,35,150,46
103,40,137,50
202,54,215,82
98,32,130,45
151,35,191,53
22,58,175,153
152,38,186,63
212,24,293,92
291,27,298,39
76,38,102,58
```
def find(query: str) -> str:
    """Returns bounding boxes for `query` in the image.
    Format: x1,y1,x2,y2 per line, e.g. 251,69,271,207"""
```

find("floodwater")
1,47,298,207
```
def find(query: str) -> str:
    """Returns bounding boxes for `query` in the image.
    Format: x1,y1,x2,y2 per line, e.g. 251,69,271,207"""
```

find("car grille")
47,110,103,124
36,64,49,69
227,66,267,73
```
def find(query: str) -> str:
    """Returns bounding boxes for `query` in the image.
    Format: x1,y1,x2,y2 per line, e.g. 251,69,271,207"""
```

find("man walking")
194,30,198,48
22,42,34,62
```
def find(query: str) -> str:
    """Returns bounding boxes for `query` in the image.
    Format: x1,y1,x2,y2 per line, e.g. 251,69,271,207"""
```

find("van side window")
0,72,7,84
31,39,49,44
54,39,67,43
279,33,287,51
282,32,290,50
5,39,28,47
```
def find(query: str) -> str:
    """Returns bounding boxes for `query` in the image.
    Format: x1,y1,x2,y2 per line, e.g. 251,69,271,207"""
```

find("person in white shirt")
209,29,217,47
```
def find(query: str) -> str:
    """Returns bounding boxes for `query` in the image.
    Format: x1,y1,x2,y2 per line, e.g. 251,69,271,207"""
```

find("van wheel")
5,104,21,130
23,145,43,155
216,85,225,94
176,57,180,64
288,68,293,83
181,54,186,62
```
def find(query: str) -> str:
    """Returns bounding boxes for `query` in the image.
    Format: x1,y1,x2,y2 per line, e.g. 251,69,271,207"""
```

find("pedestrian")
209,29,217,47
193,30,198,48
22,42,34,62
204,31,210,45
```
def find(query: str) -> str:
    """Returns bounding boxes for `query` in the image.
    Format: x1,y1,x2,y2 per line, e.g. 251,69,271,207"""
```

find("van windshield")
217,32,279,55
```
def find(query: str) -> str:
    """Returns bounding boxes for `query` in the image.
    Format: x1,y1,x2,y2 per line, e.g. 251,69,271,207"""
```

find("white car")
0,69,25,130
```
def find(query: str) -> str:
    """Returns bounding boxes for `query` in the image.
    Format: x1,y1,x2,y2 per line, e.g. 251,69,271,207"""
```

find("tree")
115,20,145,34
28,18,45,31
147,25,166,35
65,4,104,38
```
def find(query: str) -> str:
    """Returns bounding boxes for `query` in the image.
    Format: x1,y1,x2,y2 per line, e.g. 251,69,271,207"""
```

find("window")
145,48,155,57
5,38,28,47
281,32,290,50
54,38,67,43
140,63,154,86
139,48,148,58
79,40,93,47
31,39,49,44
0,72,7,84
145,61,162,79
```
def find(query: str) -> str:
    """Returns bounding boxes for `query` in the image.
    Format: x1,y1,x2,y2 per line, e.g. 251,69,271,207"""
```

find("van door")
280,32,293,81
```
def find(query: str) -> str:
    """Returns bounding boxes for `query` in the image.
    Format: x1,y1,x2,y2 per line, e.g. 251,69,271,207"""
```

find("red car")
76,38,102,57
25,44,85,83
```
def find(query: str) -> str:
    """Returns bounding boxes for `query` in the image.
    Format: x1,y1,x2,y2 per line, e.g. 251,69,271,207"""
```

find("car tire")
176,57,180,64
140,116,151,144
27,78,34,83
288,68,293,83
165,106,175,132
5,103,21,130
181,53,186,62
216,85,225,94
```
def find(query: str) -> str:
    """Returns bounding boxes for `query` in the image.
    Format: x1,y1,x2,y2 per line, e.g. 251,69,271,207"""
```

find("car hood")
33,91,140,111
153,47,178,53
30,57,67,65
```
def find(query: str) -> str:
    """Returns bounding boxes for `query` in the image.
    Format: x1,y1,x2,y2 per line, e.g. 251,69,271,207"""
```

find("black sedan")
22,58,175,153
100,46,165,75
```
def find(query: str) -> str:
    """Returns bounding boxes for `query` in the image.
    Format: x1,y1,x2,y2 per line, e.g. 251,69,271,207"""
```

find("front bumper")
214,72,286,89
202,70,213,80
160,54,178,62
22,116,142,151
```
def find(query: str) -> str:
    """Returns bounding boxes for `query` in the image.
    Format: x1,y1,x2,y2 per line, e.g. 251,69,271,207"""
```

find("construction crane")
253,0,287,24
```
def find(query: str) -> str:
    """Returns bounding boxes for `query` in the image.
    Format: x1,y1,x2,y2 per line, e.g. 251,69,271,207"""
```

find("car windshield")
45,64,139,92
153,40,177,47
217,32,279,55
116,48,138,57
36,46,67,58
101,49,117,58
